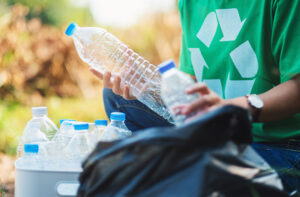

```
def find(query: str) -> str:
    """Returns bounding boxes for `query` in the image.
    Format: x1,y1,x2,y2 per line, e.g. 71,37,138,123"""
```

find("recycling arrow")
197,12,218,48
216,9,246,42
188,48,208,82
189,8,258,99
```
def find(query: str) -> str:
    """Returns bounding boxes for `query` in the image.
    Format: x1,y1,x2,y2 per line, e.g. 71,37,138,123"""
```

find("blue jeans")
103,88,172,131
252,142,300,192
103,88,300,192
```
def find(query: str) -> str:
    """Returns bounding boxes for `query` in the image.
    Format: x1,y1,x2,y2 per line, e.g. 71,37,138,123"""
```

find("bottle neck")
33,114,46,118
111,120,125,124
74,129,88,133
110,120,126,127
24,152,38,157
96,125,106,128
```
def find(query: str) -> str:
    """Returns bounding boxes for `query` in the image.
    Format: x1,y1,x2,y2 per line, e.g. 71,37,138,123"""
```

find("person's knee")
103,88,115,100
103,88,122,105
102,88,119,115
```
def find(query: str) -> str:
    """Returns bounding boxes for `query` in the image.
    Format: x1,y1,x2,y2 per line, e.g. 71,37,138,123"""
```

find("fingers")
171,104,188,115
186,82,209,95
181,97,208,115
103,71,113,89
89,68,104,80
181,93,221,115
184,109,208,123
112,75,122,95
90,68,136,100
123,85,130,100
123,85,136,100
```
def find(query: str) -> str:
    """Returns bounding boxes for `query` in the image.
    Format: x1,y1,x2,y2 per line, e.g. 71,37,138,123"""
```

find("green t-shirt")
178,0,300,142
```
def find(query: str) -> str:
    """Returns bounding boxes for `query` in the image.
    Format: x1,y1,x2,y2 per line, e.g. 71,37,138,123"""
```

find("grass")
0,96,107,155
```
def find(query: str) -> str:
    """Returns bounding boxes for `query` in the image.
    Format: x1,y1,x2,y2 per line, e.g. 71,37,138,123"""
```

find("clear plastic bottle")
101,112,132,142
15,144,40,170
53,119,76,147
17,107,58,157
158,60,199,125
88,122,95,133
65,23,172,122
48,119,76,168
88,120,108,149
65,123,92,164
17,120,49,158
94,120,108,141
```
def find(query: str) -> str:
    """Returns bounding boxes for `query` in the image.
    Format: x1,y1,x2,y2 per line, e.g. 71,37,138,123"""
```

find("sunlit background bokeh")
0,0,181,155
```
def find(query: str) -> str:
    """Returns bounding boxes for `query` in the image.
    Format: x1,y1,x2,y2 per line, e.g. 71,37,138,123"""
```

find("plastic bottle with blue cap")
159,60,199,125
53,119,76,148
64,122,92,167
65,22,172,123
101,112,132,142
17,120,49,159
90,120,108,145
15,144,41,170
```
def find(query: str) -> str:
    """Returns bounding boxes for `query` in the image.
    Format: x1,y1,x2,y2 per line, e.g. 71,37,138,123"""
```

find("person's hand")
89,68,136,100
173,82,228,121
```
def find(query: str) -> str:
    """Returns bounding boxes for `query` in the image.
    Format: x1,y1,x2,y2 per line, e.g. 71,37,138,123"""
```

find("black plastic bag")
78,106,288,197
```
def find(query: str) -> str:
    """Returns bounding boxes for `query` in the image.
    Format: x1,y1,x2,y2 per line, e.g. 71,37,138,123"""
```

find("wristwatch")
246,94,264,122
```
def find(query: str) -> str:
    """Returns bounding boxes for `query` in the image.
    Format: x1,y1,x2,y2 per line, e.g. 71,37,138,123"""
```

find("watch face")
249,95,264,108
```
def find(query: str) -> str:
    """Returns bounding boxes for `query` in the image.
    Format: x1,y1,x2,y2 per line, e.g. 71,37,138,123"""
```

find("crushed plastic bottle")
159,60,200,125
65,23,172,122
101,112,132,142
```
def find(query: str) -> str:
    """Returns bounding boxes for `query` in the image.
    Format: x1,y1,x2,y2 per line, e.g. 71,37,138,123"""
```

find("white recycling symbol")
189,8,258,99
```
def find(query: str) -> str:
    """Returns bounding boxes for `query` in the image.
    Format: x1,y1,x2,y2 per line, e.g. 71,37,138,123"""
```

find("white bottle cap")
32,106,47,116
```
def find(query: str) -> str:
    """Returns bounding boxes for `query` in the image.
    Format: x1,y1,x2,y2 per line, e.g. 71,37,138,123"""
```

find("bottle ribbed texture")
71,26,172,122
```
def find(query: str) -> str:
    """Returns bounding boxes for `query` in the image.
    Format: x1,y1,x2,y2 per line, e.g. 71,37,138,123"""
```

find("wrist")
225,97,249,109
225,97,257,120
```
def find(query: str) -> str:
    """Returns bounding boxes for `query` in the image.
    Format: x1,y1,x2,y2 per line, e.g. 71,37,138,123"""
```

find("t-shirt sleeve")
272,0,300,82
178,0,195,76
179,33,196,76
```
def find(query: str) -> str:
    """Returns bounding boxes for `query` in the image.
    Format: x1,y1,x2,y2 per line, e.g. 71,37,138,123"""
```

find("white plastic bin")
15,166,81,197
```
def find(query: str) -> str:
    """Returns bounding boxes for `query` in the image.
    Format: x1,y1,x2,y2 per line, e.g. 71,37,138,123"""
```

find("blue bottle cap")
60,119,76,125
73,123,89,130
95,120,108,126
110,112,125,121
24,144,39,153
158,60,176,74
65,22,77,36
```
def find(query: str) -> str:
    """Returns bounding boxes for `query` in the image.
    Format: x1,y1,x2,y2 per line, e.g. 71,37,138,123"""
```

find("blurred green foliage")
3,0,94,26
0,97,107,155
0,1,181,155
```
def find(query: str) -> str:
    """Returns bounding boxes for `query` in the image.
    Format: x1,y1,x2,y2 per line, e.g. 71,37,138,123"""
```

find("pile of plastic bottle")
15,107,132,171
15,23,201,173
65,23,200,125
